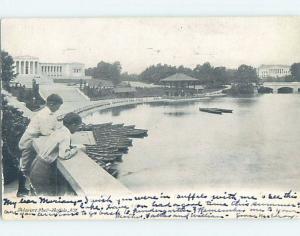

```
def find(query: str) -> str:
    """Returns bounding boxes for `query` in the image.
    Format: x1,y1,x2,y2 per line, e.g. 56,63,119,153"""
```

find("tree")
177,65,193,77
201,62,213,80
85,67,96,78
139,64,177,84
85,61,122,85
291,63,300,81
235,64,258,84
212,67,227,86
192,62,215,85
225,69,237,83
223,64,258,95
121,72,139,81
1,51,16,89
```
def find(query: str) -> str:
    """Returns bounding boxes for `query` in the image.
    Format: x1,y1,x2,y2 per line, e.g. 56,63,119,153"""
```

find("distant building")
257,65,291,80
13,55,40,77
13,55,89,86
40,62,85,79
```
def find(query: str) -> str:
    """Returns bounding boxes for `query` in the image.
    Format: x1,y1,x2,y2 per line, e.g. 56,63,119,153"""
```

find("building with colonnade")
257,65,291,80
13,55,88,86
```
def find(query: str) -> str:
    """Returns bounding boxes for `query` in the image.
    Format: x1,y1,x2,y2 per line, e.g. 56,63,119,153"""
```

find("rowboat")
199,108,222,115
213,108,233,113
199,107,233,114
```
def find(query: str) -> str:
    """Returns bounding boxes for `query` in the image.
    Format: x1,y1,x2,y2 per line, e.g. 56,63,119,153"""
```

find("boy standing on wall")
17,94,64,197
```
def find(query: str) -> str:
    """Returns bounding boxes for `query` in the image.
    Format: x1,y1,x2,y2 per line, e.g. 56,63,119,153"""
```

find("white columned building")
257,65,291,80
13,55,89,87
14,55,39,76
39,62,85,79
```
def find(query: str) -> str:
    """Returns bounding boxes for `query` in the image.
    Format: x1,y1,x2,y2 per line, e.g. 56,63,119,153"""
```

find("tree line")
139,62,259,86
2,50,300,87
85,61,300,86
85,60,259,87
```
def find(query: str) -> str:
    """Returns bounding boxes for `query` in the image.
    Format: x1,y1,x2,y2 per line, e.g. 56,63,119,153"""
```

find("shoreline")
73,93,226,118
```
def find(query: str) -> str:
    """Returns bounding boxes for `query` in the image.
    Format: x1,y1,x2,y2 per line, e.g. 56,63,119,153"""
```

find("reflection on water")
164,111,190,117
148,100,202,108
99,104,137,116
83,94,300,192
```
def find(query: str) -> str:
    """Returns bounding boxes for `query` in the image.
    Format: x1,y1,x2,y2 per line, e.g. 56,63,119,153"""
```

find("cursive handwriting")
2,190,300,220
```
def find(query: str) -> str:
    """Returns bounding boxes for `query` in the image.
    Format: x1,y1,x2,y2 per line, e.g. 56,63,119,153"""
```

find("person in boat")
29,112,84,196
17,94,63,197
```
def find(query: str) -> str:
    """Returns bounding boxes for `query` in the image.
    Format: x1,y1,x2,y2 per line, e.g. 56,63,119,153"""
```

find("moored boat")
199,107,233,114
199,108,222,115
213,108,233,113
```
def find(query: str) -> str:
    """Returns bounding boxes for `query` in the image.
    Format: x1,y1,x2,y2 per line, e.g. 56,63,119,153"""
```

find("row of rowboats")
80,122,148,177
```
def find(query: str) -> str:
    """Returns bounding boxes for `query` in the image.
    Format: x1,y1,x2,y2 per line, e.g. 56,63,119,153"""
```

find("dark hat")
46,94,63,105
63,112,82,126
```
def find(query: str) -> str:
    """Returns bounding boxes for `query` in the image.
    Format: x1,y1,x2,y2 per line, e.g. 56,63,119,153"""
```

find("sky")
2,17,300,74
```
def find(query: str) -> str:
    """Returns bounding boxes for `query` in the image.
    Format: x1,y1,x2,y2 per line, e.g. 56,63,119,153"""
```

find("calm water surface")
83,94,300,192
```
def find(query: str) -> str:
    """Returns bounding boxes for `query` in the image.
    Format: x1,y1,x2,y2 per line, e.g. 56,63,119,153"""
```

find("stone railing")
3,90,131,196
68,97,163,118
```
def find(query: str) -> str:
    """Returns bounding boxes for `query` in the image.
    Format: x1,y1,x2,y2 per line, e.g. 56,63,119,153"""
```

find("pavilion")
160,73,201,96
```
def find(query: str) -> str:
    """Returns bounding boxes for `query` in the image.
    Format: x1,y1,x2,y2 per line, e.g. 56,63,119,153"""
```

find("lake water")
83,94,300,192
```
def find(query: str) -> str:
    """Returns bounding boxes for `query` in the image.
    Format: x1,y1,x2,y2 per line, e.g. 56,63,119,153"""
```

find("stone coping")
57,150,131,196
3,90,131,195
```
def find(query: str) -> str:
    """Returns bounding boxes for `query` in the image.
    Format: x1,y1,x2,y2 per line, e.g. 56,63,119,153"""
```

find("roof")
12,55,85,66
87,79,114,88
113,87,136,93
40,62,84,66
160,73,199,82
13,55,39,60
258,64,290,69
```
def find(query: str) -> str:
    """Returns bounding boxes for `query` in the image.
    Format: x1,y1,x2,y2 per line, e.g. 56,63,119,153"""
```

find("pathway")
39,84,91,115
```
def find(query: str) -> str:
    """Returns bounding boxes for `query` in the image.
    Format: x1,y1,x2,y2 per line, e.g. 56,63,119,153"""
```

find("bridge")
262,82,300,93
